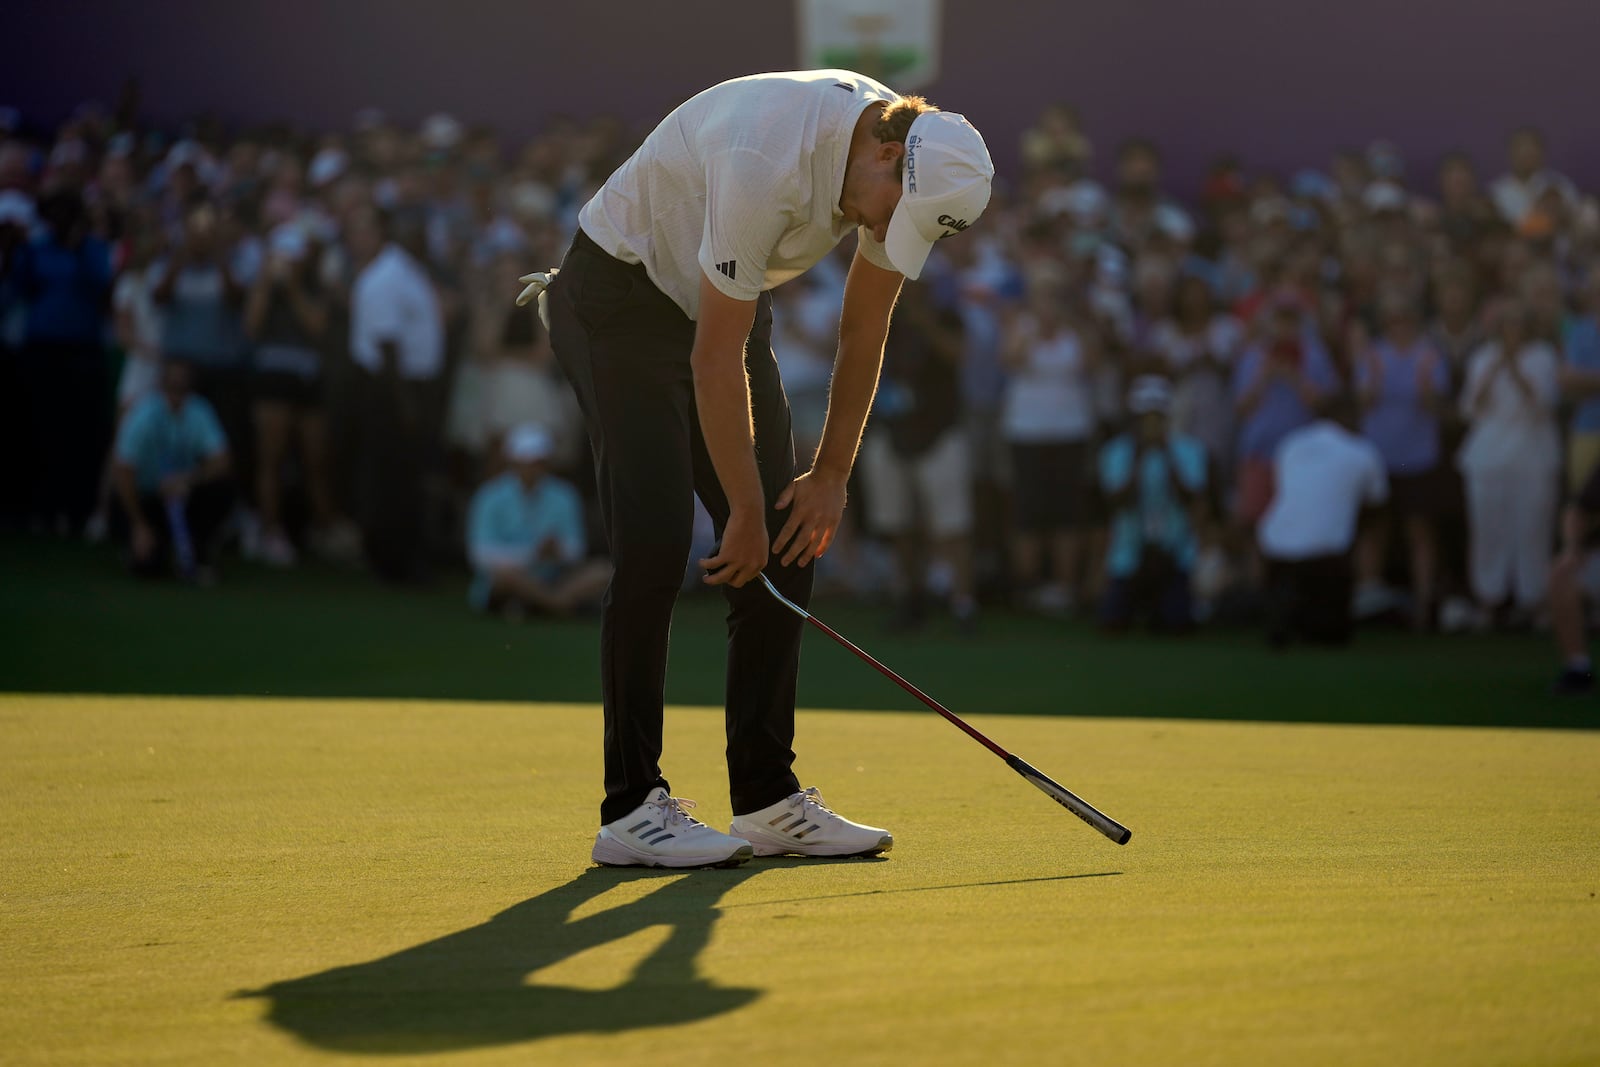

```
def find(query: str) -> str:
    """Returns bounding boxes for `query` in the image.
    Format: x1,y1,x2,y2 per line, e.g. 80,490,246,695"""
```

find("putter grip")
1007,755,1132,846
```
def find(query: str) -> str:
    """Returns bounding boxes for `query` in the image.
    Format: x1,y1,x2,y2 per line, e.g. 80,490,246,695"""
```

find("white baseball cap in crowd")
1128,375,1173,415
505,423,555,464
884,110,995,280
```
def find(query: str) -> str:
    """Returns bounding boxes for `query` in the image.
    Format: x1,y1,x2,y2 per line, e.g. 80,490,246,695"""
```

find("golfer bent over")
530,70,993,867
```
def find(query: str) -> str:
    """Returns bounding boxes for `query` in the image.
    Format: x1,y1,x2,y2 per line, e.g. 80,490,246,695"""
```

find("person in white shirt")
1000,282,1099,614
349,209,444,582
522,70,993,869
1457,300,1561,619
1489,127,1579,226
1258,395,1389,646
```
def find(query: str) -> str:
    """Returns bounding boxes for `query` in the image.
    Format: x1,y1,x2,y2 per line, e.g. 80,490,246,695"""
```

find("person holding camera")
243,222,350,566
1095,375,1209,632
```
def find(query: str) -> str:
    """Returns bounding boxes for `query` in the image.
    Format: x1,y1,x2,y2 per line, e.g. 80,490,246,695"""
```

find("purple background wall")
8,0,1599,196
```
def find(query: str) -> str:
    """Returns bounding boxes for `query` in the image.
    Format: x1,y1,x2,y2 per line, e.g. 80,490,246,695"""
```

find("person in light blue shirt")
1097,375,1209,632
467,423,612,617
111,359,234,579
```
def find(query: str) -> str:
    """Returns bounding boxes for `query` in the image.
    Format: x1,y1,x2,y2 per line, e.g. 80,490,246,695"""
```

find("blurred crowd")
4,96,1600,673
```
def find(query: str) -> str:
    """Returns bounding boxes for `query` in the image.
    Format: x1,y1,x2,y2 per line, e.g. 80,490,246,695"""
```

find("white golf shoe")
731,787,893,858
592,787,754,869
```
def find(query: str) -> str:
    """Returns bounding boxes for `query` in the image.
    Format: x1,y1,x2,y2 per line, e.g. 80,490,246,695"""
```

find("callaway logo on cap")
884,111,994,280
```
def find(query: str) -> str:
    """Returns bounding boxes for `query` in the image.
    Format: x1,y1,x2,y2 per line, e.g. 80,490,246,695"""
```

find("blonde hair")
874,96,938,180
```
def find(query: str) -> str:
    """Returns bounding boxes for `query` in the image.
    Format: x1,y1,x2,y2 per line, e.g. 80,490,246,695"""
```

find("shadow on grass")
238,860,871,1054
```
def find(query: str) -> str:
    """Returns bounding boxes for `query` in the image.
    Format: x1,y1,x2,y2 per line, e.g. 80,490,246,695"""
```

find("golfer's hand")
515,268,559,331
700,507,769,588
772,467,847,567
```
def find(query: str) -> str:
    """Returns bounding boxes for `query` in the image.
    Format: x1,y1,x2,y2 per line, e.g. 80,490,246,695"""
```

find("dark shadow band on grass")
235,865,768,1055
723,871,1122,909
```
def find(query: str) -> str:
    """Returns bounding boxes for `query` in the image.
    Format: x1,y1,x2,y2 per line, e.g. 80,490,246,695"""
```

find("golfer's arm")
814,249,902,476
691,274,764,514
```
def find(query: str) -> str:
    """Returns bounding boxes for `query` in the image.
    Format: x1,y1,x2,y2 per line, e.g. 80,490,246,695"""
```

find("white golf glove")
515,268,560,331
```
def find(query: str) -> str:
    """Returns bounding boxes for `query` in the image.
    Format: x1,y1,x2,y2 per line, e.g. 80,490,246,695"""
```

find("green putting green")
3,694,1596,1066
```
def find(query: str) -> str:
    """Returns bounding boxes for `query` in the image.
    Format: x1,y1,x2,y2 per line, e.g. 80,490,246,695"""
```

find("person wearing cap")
522,70,994,868
465,423,611,619
1096,375,1209,633
110,357,234,581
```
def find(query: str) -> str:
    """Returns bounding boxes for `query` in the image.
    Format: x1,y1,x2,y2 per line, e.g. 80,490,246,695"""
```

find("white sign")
797,0,942,91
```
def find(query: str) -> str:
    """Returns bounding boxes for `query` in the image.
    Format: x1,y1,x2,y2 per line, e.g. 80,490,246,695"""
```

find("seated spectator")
858,282,976,633
110,359,234,580
1352,290,1451,628
1232,296,1339,530
466,423,610,619
1258,395,1389,647
1096,376,1208,633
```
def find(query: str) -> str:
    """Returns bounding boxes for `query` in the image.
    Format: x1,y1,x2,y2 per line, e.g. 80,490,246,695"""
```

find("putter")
758,573,1131,845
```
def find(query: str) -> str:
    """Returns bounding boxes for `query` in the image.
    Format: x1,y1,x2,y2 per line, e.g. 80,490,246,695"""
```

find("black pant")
353,367,429,583
548,229,813,824
1266,553,1354,646
111,480,234,577
19,340,110,529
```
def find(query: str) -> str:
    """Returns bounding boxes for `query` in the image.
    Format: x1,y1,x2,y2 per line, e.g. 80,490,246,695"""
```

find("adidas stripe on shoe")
731,787,892,858
592,787,754,868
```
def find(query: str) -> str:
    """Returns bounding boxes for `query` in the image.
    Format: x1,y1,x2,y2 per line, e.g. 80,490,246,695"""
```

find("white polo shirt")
350,244,444,381
578,69,902,320
1258,420,1389,561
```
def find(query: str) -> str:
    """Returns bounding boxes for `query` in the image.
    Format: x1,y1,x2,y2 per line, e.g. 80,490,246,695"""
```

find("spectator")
110,358,233,580
244,221,355,565
13,187,114,533
1352,290,1450,628
1149,272,1244,472
349,207,445,582
1548,461,1600,693
1490,127,1579,227
858,281,976,632
1232,297,1339,532
150,201,248,496
1258,395,1389,646
1096,376,1208,633
1560,264,1600,493
1458,300,1561,623
1001,283,1100,613
466,423,610,619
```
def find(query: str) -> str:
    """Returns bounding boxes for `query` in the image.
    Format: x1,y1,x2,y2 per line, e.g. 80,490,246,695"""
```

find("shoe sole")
591,834,754,869
738,831,894,859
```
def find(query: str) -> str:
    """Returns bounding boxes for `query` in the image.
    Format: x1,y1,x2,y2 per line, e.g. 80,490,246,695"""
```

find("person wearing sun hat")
515,70,993,868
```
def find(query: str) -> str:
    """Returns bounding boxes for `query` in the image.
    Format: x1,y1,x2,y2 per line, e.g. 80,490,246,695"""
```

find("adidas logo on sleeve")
714,260,738,281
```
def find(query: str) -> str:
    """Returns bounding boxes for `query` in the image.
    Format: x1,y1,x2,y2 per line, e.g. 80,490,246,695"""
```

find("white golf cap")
1128,375,1173,415
504,423,554,464
884,111,995,280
